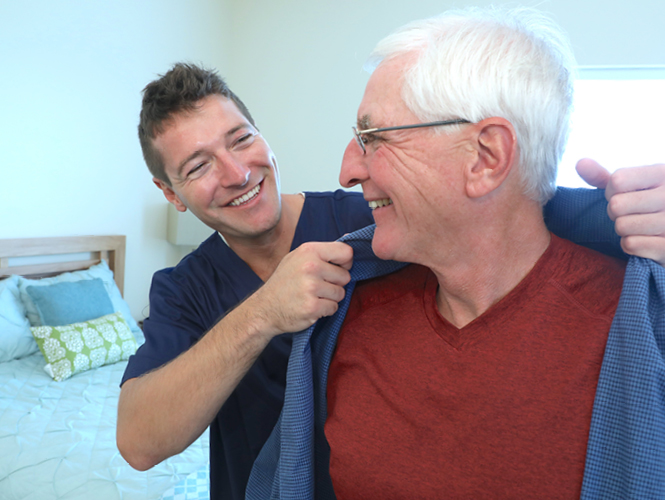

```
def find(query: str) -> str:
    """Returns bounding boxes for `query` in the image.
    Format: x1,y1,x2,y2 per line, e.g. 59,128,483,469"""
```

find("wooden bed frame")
0,235,126,295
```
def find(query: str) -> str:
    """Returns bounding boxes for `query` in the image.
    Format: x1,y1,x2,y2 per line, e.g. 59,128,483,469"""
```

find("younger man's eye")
233,132,256,149
186,162,206,178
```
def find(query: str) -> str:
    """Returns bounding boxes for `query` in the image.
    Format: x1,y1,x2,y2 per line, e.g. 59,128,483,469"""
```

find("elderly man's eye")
362,133,379,144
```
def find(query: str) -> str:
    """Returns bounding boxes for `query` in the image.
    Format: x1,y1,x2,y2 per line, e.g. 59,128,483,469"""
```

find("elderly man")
247,7,665,500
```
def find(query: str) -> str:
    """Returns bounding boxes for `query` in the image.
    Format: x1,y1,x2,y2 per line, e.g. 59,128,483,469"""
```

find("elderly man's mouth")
368,198,393,210
229,183,261,207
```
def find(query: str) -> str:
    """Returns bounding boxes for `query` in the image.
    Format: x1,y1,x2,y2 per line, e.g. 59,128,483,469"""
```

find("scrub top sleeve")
121,269,211,386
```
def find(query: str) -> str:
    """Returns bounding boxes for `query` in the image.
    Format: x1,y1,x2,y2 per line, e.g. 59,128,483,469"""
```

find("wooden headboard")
0,236,126,296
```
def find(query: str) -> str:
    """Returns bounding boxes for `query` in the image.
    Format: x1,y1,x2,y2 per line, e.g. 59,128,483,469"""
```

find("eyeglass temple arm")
357,119,471,135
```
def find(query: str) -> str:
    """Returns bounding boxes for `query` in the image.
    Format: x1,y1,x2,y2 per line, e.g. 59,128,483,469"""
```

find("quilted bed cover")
0,351,209,500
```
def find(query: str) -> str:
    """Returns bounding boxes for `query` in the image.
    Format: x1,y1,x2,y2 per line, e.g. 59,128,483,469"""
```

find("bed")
0,236,209,500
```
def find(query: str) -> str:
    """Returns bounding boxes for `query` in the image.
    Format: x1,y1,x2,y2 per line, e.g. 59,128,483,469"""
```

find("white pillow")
0,275,37,362
18,260,141,335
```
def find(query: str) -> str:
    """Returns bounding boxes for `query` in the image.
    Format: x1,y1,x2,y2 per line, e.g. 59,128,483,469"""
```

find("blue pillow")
26,278,114,326
18,260,141,336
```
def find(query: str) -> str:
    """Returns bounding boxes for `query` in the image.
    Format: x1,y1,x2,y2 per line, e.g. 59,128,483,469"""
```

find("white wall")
559,79,665,187
0,0,230,321
224,0,664,195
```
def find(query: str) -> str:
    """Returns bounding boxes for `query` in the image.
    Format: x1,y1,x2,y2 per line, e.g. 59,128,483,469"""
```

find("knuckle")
304,297,319,315
299,299,320,323
299,241,315,251
656,185,665,206
620,236,665,263
301,259,320,275
621,235,639,253
297,241,317,257
607,196,624,218
614,216,630,237
324,302,339,318
609,168,629,190
341,242,353,256
301,278,318,297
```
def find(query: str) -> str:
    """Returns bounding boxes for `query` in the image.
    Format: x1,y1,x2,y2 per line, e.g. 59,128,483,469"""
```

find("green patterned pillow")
31,312,138,382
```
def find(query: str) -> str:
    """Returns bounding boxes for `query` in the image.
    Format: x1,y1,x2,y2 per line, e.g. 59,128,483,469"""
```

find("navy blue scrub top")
122,190,375,500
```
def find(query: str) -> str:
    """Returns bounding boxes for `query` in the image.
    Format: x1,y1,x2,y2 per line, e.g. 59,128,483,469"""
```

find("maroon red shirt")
326,234,626,499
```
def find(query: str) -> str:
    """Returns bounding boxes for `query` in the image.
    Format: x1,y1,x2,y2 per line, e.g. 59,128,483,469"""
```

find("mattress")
160,465,210,500
0,352,209,500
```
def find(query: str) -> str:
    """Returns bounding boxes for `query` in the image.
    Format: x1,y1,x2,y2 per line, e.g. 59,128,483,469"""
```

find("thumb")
575,158,611,189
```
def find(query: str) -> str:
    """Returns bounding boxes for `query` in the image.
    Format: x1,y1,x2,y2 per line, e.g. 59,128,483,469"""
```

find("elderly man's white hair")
365,6,576,205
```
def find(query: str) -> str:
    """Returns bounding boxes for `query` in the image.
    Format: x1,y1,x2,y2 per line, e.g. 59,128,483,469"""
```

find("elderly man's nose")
340,140,368,188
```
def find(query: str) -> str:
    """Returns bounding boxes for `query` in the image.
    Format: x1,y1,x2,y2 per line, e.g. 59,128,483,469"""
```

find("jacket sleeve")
544,187,626,260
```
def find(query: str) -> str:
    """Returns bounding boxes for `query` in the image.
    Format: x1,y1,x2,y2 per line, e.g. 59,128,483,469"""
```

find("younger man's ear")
464,117,517,199
153,177,187,212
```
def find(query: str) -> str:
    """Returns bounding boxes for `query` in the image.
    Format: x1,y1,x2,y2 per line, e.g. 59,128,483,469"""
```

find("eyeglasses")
352,119,471,154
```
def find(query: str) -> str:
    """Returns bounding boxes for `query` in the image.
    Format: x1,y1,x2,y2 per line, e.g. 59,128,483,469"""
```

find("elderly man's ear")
464,118,518,199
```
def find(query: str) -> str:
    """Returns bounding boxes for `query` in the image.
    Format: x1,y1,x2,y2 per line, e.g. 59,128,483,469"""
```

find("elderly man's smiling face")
339,55,475,264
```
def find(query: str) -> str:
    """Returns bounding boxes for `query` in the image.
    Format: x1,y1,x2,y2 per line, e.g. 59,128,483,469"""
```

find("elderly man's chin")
370,227,404,262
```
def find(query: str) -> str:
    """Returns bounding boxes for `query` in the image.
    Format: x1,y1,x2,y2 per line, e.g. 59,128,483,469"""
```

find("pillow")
31,312,138,381
26,278,114,326
0,275,38,362
18,260,141,335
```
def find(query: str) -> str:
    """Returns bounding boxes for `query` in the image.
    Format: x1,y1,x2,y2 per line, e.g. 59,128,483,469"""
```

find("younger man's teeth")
230,184,261,206
368,198,393,210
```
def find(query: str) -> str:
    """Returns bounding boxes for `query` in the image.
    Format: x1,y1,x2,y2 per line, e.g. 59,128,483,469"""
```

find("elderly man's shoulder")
347,264,428,316
547,234,627,318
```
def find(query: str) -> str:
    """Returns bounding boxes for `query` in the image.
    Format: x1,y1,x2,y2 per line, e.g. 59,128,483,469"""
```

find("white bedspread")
0,352,209,500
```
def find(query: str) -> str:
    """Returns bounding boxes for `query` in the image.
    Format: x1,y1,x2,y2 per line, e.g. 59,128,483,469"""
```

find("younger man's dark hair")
138,63,255,184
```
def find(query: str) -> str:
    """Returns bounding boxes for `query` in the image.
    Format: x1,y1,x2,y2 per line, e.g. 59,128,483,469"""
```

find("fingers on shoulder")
608,187,665,220
610,164,665,194
297,241,354,270
298,285,344,323
615,212,665,238
621,235,665,266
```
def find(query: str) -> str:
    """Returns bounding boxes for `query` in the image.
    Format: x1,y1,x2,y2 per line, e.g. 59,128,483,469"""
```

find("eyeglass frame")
352,118,472,154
